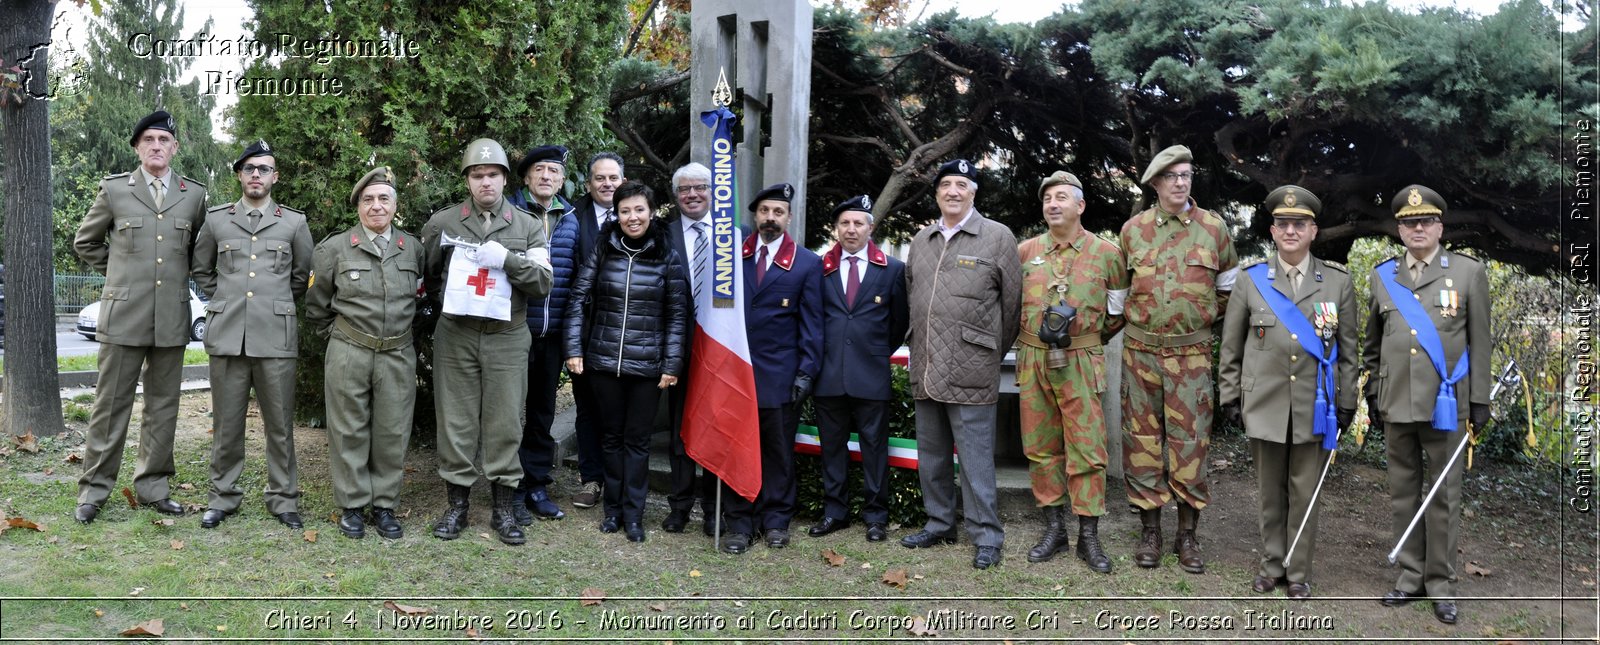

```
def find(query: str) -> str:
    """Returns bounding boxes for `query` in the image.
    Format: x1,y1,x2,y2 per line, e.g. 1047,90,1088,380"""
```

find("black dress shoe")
624,522,646,542
274,512,303,530
370,508,403,539
1381,589,1419,607
865,523,888,542
702,516,723,537
900,529,956,549
1433,601,1458,625
807,517,850,537
147,498,184,516
74,504,99,524
765,528,790,548
599,516,621,533
1287,582,1312,600
339,508,366,539
973,545,1002,570
720,532,751,554
527,488,565,520
199,508,232,529
661,510,689,533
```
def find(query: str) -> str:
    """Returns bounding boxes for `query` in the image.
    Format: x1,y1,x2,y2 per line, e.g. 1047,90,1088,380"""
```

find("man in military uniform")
902,159,1022,570
305,167,424,539
1218,186,1358,599
1016,171,1127,573
72,110,208,524
1119,145,1239,573
420,138,553,546
1364,185,1490,625
191,139,314,530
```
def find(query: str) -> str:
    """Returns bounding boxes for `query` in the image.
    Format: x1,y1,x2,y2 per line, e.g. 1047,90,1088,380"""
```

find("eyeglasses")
1271,218,1311,231
1398,216,1440,229
676,184,710,194
241,164,275,176
1158,171,1195,182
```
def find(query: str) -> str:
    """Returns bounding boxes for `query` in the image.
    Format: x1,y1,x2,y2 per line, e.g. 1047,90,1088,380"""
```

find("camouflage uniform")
1119,199,1238,510
1016,230,1127,516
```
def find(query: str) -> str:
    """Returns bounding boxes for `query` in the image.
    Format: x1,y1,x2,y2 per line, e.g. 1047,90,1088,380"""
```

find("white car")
77,283,209,342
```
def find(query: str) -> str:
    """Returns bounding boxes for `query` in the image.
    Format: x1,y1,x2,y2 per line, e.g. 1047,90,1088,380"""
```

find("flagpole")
708,67,732,554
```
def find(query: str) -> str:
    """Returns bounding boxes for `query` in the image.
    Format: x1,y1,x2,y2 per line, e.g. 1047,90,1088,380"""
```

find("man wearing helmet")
419,138,554,546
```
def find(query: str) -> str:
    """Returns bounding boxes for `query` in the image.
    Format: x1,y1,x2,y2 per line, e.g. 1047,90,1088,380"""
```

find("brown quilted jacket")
905,210,1022,405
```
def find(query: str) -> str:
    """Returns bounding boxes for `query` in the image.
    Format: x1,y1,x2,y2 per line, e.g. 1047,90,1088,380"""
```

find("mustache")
758,221,783,232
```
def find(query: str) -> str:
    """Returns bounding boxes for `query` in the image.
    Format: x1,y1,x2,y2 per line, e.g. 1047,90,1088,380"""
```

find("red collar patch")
742,233,797,270
822,240,887,275
350,233,362,247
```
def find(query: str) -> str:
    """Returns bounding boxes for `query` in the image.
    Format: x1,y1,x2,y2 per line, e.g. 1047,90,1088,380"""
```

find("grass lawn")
0,348,209,373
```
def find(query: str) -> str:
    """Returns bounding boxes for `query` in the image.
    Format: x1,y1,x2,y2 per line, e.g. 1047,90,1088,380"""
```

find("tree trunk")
1,0,65,437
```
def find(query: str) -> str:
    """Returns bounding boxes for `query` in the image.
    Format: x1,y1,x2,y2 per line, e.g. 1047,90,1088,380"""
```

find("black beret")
516,145,568,178
830,194,874,221
935,158,979,185
232,139,275,172
747,182,795,211
129,110,176,146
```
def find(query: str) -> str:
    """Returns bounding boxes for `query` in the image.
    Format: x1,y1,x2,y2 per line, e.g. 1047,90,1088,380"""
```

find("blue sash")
1375,259,1471,431
1245,264,1339,450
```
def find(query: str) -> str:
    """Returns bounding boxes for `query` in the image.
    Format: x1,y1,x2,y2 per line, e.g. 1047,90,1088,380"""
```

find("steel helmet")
461,138,511,175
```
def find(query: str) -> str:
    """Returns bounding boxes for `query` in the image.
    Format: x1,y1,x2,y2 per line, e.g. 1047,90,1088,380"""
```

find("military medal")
1439,290,1454,317
1030,256,1045,266
1314,302,1338,340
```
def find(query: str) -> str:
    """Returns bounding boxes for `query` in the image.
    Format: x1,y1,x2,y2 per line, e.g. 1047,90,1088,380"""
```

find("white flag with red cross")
441,235,512,321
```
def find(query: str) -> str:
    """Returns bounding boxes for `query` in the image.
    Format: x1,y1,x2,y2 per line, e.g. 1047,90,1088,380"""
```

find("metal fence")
54,273,105,315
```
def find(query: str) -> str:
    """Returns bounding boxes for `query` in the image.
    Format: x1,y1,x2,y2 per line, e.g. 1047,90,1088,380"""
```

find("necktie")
482,212,495,235
248,209,262,230
152,178,166,209
691,221,709,301
604,209,616,225
1411,260,1425,284
375,235,388,251
756,245,769,286
845,256,861,308
1287,266,1300,297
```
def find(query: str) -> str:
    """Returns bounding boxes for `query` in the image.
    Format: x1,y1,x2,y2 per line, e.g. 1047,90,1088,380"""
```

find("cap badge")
479,146,492,160
1407,188,1423,207
782,185,793,199
957,160,969,173
259,139,270,151
861,195,872,210
1284,190,1297,208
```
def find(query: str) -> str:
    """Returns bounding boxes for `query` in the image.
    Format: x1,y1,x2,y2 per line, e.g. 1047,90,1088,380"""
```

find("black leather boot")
432,483,471,540
491,484,527,546
1026,506,1069,563
1076,515,1112,573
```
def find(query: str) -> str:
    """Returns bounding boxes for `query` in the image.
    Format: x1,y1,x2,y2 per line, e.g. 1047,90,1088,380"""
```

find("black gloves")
1470,403,1490,429
414,299,439,337
1337,408,1355,434
1220,402,1242,429
792,373,814,403
1366,394,1384,429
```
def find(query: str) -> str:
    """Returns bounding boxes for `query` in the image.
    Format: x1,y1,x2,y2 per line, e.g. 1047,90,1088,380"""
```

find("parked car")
77,281,209,342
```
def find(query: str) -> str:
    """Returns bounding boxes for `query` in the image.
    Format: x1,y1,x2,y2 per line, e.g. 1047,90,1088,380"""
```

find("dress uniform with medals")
190,139,314,530
72,110,208,524
419,139,553,546
1363,185,1491,625
1218,186,1358,600
304,166,423,539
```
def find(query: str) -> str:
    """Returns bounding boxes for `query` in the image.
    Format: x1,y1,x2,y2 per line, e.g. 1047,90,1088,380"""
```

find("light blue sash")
1374,259,1470,431
1245,264,1339,449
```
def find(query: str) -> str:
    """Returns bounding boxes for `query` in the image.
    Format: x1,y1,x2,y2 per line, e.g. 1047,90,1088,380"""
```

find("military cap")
1037,170,1083,200
461,138,511,175
935,158,979,185
1140,145,1193,185
516,145,568,179
1391,184,1447,219
747,182,795,211
232,139,275,172
1263,185,1321,220
830,194,874,222
350,166,397,206
129,110,176,146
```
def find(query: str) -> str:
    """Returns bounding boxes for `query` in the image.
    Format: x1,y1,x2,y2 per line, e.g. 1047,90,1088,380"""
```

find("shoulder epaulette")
278,205,305,217
1321,260,1348,273
1449,250,1483,264
181,175,206,188
207,203,233,213
104,172,131,181
508,203,533,216
1241,258,1267,269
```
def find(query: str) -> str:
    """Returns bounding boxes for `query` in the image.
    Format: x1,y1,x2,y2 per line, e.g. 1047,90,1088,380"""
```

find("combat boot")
432,483,471,540
1026,506,1069,563
1076,515,1112,574
1134,507,1162,568
1174,503,1205,573
491,484,527,546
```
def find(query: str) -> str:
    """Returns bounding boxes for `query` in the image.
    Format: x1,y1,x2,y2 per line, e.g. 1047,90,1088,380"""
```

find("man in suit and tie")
719,182,823,553
190,139,314,530
660,162,720,536
808,195,908,543
72,110,209,524
1218,185,1358,599
564,151,627,510
1364,185,1491,625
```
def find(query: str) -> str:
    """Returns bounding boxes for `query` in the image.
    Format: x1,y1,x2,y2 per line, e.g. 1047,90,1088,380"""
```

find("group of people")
70,111,1488,626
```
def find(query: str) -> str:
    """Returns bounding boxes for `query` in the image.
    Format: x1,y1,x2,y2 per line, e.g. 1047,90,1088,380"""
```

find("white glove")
528,247,551,271
472,240,508,269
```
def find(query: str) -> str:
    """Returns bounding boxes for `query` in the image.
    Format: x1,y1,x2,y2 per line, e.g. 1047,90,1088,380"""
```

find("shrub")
794,365,927,527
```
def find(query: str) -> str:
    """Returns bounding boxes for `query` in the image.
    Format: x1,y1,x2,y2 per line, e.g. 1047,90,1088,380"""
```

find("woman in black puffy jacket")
564,181,689,542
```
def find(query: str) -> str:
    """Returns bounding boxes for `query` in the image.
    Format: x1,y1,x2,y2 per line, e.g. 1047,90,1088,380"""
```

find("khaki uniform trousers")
1251,436,1328,583
77,344,184,506
207,355,299,514
433,315,531,487
325,335,416,509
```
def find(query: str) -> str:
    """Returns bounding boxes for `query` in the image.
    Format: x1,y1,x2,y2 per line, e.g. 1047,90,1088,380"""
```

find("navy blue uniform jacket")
815,240,909,401
742,232,823,408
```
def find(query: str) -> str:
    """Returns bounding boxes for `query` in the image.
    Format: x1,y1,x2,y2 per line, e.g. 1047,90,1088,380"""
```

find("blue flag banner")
700,106,739,308
1246,264,1340,450
1375,259,1471,431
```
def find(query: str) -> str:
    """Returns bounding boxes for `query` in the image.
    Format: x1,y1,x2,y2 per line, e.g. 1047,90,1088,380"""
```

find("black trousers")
569,372,604,484
517,334,562,490
665,382,717,515
588,372,661,523
721,404,796,534
814,395,891,524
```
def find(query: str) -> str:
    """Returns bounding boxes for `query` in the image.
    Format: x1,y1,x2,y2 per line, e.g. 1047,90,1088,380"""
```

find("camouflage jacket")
1119,199,1239,354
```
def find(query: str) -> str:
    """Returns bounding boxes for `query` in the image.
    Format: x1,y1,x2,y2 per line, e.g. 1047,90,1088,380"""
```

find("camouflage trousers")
1016,346,1107,516
1121,345,1213,510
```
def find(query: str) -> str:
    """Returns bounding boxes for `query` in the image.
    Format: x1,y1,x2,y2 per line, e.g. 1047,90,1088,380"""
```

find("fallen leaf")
912,574,925,580
733,600,746,608
579,588,606,606
64,452,83,464
860,562,872,569
47,536,59,544
1465,561,1492,577
216,625,227,632
1210,458,1231,469
688,569,702,578
42,467,53,476
1508,541,1524,548
13,432,38,453
1052,584,1064,591
74,545,89,551
178,483,195,491
1577,564,1592,573
119,618,162,637
465,626,482,640
649,602,666,612
881,568,910,589
129,587,144,597
179,603,188,610
821,548,845,567
169,540,184,550
907,615,937,637
303,530,318,543
384,601,431,615
478,532,492,540
1463,508,1476,519
122,487,139,509
1,516,42,534
152,518,174,527
327,512,340,523
93,608,104,617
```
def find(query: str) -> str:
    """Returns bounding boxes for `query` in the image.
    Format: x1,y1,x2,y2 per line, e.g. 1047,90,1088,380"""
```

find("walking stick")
1283,425,1342,569
1385,360,1519,565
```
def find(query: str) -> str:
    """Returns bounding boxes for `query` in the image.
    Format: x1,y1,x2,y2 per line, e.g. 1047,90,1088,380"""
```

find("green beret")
350,166,396,206
1263,185,1320,220
1391,185,1447,219
1140,145,1193,185
1037,170,1082,200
